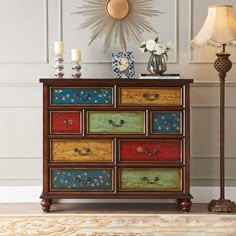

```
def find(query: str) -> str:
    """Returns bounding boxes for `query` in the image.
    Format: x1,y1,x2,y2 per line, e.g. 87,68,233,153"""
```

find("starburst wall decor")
72,0,160,51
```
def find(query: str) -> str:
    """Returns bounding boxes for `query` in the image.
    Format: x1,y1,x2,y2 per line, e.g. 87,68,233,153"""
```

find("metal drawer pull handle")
74,93,91,101
141,176,159,184
108,119,125,127
143,93,160,101
63,119,73,127
74,147,91,155
74,176,91,184
136,146,159,156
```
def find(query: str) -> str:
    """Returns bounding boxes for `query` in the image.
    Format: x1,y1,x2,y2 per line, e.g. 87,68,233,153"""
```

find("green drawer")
119,168,182,191
87,111,145,134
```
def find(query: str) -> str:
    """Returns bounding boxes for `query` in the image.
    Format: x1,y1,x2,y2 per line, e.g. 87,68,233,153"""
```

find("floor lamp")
192,5,236,212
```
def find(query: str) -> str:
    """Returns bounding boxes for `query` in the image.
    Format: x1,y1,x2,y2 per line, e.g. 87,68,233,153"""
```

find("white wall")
0,0,236,203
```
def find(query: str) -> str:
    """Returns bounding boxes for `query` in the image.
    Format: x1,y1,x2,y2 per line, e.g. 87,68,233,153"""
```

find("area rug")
0,214,236,236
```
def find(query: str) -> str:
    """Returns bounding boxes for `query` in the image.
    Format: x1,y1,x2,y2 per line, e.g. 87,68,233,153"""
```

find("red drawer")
119,140,182,162
51,111,81,134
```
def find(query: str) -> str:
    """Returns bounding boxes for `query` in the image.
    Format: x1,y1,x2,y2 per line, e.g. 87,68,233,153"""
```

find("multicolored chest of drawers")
39,78,193,212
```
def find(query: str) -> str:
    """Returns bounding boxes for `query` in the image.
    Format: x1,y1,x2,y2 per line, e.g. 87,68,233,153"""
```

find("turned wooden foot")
41,199,52,212
177,199,182,206
177,199,192,212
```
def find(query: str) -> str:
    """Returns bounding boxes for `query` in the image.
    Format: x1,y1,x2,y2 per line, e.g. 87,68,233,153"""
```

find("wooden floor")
1,203,231,214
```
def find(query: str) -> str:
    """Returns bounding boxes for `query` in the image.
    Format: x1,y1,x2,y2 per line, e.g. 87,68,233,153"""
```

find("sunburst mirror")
73,0,160,51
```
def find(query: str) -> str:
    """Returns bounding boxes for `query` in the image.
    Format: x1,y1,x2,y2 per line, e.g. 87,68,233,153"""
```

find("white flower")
159,43,167,53
146,40,156,51
153,44,162,55
154,43,167,55
139,36,172,59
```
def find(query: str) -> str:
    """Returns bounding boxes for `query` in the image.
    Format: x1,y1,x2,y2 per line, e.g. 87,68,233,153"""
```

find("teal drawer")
151,111,182,134
51,87,113,105
119,168,182,191
87,111,145,134
50,168,113,191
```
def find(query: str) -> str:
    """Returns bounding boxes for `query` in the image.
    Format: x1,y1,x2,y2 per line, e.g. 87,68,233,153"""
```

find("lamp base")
208,199,236,212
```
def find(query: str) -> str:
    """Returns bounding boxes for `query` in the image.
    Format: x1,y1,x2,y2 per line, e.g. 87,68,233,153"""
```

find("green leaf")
154,37,159,43
140,44,146,48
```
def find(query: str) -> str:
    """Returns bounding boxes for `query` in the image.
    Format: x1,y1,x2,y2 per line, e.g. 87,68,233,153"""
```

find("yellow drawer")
51,139,113,162
119,87,182,106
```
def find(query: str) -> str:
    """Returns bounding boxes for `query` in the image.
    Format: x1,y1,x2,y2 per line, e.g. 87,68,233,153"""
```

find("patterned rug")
0,214,236,236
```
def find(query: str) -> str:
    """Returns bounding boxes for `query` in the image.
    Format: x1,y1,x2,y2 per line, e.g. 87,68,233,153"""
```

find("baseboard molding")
0,186,235,203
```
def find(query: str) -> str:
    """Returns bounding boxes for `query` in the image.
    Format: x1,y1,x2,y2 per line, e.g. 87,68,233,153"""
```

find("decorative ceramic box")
40,78,193,212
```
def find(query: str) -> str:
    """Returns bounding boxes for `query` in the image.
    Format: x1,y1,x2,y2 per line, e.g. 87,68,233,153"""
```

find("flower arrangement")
139,37,171,59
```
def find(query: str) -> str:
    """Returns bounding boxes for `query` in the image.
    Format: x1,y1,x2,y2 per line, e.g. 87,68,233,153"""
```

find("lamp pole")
208,44,236,212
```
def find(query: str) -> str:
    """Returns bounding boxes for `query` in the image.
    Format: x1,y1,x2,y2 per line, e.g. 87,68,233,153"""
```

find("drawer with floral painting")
119,140,182,163
50,111,82,134
150,111,183,134
40,78,193,213
50,168,114,192
50,87,113,106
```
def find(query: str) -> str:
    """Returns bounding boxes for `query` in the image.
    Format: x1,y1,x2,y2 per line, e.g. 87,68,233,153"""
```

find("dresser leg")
41,199,52,212
177,199,192,212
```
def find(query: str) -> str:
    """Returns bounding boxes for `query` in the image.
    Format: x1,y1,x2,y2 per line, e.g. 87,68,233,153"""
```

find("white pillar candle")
54,41,64,55
71,49,81,61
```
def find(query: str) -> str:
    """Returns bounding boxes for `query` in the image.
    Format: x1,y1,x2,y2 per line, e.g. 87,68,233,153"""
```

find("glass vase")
147,54,167,75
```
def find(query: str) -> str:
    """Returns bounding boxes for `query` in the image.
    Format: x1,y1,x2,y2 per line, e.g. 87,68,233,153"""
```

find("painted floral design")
136,146,159,156
120,141,181,162
152,112,181,133
51,169,112,190
51,88,113,105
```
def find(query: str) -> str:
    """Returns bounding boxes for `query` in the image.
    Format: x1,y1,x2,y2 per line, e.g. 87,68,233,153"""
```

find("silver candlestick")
72,62,81,78
54,54,64,78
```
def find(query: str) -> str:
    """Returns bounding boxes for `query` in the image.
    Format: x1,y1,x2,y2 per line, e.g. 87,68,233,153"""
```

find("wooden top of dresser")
39,78,193,86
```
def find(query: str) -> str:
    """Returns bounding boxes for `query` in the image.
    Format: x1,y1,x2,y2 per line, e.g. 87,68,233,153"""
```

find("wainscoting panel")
0,159,42,180
0,179,42,187
0,0,48,64
0,84,42,107
191,158,236,181
0,107,42,158
191,107,220,158
190,84,236,187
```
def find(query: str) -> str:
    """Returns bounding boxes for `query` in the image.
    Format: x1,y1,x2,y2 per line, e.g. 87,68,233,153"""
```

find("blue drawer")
151,111,182,134
51,87,113,105
50,168,113,191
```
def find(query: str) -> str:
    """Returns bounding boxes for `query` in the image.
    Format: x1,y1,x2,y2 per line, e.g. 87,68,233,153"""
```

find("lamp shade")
192,5,236,44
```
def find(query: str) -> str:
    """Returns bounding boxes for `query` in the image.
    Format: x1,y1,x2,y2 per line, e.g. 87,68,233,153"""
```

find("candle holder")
72,62,82,78
54,54,64,78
